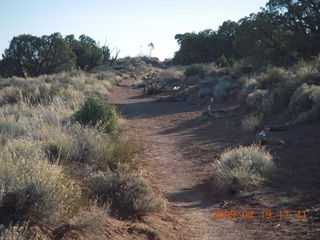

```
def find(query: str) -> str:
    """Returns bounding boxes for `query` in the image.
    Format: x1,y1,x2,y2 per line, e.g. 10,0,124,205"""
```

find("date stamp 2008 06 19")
211,210,307,220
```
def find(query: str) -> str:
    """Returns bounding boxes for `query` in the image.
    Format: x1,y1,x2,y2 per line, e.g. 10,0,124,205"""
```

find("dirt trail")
110,80,253,240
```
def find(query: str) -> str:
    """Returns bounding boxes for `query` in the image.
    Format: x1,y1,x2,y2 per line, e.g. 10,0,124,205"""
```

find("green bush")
216,55,235,68
211,144,274,193
74,96,117,133
89,167,165,217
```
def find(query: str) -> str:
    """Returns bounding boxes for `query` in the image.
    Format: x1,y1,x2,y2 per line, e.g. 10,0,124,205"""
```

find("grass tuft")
211,144,275,193
88,167,165,217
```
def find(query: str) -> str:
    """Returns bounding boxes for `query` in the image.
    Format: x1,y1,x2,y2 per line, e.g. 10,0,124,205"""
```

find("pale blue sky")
0,0,268,60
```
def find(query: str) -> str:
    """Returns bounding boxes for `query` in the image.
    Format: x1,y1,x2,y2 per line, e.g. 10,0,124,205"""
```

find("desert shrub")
241,112,265,131
45,131,79,163
291,57,320,85
89,167,165,216
156,68,184,83
289,84,320,123
44,123,100,164
94,137,141,170
265,87,294,114
211,144,275,192
256,67,289,90
44,123,137,169
247,88,289,116
74,95,117,133
0,141,81,224
246,89,268,111
184,64,207,78
214,80,239,102
70,205,109,235
238,77,261,102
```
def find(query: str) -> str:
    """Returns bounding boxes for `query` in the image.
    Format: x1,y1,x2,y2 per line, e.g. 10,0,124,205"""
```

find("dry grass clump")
156,67,184,83
214,80,239,102
89,167,165,217
94,136,141,170
246,89,269,111
0,71,111,108
256,67,291,89
289,83,320,123
241,112,265,132
0,222,39,240
0,84,61,106
0,141,82,224
44,123,138,169
239,62,320,121
211,144,275,193
184,64,208,78
0,119,27,142
244,70,295,115
70,205,109,235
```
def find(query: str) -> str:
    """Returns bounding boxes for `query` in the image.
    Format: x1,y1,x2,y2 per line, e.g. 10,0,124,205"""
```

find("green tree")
101,45,111,64
266,0,320,59
0,33,76,77
68,34,104,71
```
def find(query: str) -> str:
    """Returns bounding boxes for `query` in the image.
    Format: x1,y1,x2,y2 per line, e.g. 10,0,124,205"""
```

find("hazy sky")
0,0,268,60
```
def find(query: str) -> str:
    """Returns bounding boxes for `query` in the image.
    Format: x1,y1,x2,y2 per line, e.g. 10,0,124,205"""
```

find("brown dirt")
107,78,320,240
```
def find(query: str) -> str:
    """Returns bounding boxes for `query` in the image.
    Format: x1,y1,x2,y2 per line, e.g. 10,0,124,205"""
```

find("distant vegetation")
0,33,117,78
173,0,320,68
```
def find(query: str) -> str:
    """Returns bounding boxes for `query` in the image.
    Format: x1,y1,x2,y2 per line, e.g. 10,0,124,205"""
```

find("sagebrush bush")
89,167,165,216
289,83,320,123
214,80,238,102
256,67,290,89
156,68,184,83
241,112,265,131
71,205,109,235
94,136,141,170
45,130,79,163
74,96,117,133
238,77,261,102
211,144,275,192
246,89,268,111
43,122,138,170
184,64,207,78
0,141,81,224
